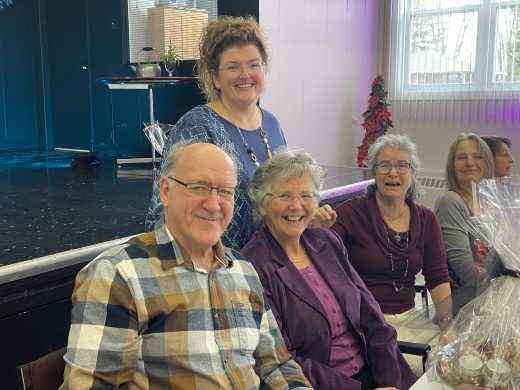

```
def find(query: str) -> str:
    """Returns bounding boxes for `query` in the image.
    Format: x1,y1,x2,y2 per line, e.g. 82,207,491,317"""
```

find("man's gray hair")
162,140,238,177
365,133,423,200
248,149,326,224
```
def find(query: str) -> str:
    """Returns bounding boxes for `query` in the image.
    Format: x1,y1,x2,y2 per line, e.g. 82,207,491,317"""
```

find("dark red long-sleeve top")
331,195,449,314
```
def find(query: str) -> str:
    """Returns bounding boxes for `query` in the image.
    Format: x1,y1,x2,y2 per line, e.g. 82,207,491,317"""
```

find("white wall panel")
260,0,378,167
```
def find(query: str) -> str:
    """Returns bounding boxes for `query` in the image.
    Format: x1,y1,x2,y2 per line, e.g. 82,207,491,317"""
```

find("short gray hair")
445,133,494,190
161,140,238,177
249,149,326,224
365,133,423,200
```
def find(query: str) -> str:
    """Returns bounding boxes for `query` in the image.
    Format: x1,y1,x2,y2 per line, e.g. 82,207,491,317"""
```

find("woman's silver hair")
445,133,494,190
248,149,326,224
365,133,423,200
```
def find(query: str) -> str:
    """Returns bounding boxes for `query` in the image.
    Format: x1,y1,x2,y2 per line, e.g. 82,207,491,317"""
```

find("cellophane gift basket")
425,177,520,389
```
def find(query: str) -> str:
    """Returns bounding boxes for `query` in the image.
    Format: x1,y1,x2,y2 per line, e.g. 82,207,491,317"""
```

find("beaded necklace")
383,224,409,292
221,103,272,168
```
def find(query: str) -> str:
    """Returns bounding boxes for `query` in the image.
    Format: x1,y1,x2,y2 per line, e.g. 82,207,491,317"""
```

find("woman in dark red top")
330,134,452,375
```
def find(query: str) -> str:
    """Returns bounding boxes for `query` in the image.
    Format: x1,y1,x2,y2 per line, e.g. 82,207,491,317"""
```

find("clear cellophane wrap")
425,177,520,389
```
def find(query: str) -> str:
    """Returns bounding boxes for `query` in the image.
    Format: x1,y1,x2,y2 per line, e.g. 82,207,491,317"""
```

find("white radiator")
416,176,447,209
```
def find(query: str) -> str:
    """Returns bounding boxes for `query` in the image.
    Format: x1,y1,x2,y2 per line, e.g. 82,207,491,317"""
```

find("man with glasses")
60,142,311,390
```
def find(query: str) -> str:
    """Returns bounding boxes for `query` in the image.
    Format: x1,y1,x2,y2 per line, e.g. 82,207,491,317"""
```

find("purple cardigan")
241,227,416,390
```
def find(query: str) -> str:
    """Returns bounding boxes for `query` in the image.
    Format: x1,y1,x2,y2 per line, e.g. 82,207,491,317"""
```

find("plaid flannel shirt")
60,224,311,390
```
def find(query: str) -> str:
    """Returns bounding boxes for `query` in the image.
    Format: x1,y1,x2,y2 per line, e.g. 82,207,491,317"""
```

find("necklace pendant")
223,102,272,169
395,234,401,242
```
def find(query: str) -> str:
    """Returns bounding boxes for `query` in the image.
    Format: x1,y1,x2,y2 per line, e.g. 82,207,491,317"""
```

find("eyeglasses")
218,62,264,75
265,192,318,205
375,162,412,175
168,177,237,201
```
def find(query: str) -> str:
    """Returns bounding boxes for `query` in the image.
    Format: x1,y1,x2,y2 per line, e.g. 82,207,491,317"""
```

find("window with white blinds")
389,0,520,99
127,0,217,63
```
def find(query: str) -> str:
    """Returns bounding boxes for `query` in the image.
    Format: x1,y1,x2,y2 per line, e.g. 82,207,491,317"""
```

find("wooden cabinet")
148,6,208,60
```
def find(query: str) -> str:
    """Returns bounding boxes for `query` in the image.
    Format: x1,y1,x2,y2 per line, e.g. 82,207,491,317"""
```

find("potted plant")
163,40,181,77
130,47,161,77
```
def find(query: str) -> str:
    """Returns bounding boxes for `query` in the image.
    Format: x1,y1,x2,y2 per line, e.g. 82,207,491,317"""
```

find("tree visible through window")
496,4,520,82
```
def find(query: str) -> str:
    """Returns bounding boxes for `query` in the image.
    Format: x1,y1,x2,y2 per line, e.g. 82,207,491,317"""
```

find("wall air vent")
416,176,447,208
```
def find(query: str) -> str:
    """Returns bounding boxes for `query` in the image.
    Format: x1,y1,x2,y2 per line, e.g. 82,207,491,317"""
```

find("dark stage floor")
0,150,370,268
0,151,154,266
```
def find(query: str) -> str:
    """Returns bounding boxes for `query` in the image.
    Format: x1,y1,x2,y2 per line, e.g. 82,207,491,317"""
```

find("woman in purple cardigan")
241,149,416,390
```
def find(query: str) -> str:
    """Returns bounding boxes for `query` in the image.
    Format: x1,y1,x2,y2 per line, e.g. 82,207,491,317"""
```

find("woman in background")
481,136,514,177
330,134,452,375
242,148,416,390
434,133,494,314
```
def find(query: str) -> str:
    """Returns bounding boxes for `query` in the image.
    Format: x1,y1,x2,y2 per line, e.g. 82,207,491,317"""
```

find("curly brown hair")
197,16,270,102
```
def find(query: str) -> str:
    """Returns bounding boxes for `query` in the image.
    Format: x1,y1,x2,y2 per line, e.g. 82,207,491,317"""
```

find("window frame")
390,0,520,100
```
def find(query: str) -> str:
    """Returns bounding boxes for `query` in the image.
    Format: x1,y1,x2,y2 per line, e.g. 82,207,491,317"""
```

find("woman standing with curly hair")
146,16,334,249
145,16,286,250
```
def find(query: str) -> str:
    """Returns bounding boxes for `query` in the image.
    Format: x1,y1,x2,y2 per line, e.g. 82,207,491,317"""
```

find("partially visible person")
480,136,515,282
60,142,312,390
145,16,334,250
434,133,494,315
481,136,514,177
242,148,416,390
330,134,452,375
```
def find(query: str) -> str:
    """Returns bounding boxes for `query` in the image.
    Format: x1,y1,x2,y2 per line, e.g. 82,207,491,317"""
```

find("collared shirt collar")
158,223,231,271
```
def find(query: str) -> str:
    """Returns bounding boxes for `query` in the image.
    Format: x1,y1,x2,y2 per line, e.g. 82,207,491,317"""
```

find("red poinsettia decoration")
356,74,394,167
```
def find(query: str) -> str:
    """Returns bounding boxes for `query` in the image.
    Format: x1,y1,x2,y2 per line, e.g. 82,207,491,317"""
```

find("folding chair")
18,347,66,390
